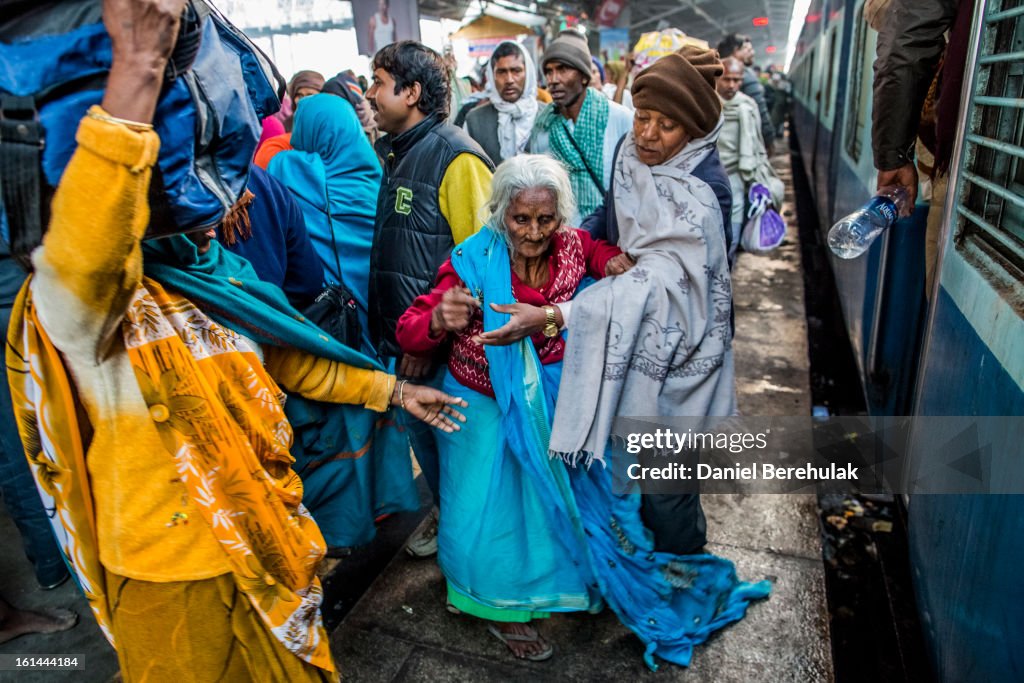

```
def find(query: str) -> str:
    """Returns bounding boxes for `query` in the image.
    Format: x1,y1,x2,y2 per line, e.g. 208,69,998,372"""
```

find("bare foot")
488,621,553,661
0,598,78,644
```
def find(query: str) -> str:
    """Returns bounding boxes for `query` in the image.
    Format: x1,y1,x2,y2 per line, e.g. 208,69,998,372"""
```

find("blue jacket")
580,140,733,252
222,165,324,308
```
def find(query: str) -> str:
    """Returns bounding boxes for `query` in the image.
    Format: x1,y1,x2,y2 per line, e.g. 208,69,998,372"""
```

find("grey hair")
483,154,577,238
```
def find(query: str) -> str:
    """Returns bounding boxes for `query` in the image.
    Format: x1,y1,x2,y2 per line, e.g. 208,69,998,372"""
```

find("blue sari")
268,94,381,347
447,228,770,670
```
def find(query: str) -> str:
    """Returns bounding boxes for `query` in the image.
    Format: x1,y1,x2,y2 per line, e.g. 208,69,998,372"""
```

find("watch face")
543,323,559,338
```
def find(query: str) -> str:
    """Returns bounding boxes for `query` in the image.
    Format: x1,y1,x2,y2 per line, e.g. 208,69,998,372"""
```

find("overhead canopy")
450,15,534,40
626,0,796,67
418,0,476,22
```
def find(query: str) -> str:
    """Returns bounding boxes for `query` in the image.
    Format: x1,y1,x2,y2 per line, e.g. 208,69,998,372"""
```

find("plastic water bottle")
827,186,910,259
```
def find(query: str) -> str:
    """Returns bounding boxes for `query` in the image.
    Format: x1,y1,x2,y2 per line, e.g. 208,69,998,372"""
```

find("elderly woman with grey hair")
396,154,628,661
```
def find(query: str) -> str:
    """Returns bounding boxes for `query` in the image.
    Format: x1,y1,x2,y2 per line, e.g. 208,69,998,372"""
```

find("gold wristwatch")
542,305,559,338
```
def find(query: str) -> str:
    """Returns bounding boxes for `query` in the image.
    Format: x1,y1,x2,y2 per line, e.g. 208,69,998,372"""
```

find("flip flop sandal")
486,624,554,662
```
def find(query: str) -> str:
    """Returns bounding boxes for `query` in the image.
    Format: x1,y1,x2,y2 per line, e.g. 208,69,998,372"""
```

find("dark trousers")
640,494,708,555
0,303,68,587
635,439,708,555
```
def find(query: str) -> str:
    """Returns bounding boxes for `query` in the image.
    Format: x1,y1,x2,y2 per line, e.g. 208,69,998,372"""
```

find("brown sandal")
486,624,554,662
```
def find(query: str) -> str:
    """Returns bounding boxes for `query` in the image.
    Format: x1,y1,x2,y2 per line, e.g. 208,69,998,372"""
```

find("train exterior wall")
788,0,1024,678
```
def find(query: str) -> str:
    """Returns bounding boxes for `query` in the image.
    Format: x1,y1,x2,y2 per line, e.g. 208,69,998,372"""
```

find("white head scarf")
486,41,539,160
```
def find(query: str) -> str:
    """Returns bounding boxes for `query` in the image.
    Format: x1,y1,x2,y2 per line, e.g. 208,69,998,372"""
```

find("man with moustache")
465,41,542,165
365,40,494,557
530,31,633,224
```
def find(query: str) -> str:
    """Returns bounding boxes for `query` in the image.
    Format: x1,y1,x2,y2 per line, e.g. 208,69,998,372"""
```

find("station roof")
624,0,794,66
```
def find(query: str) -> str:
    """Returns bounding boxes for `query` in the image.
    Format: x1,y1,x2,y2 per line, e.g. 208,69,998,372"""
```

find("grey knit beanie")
541,31,592,79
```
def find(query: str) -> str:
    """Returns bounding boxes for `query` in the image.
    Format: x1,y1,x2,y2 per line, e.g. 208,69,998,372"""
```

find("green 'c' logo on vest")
395,187,413,215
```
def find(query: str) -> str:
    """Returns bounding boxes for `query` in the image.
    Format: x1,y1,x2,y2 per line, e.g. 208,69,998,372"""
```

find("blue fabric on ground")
450,227,770,670
569,449,771,669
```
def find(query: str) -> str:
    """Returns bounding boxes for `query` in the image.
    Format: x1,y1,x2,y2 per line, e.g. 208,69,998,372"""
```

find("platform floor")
0,148,833,682
331,151,835,682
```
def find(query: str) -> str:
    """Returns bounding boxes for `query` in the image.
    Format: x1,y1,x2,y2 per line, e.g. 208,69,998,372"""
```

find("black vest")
369,114,494,357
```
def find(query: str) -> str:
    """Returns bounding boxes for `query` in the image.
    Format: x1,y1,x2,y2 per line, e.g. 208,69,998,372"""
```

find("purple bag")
740,183,786,253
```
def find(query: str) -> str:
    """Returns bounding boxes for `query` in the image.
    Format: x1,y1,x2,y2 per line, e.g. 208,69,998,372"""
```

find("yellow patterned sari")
7,277,335,673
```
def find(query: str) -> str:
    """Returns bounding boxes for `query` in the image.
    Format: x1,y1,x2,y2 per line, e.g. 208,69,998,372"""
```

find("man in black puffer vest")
366,41,494,557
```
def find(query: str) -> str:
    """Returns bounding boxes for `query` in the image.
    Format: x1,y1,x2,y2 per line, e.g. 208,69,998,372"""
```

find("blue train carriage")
790,0,930,416
790,0,1024,679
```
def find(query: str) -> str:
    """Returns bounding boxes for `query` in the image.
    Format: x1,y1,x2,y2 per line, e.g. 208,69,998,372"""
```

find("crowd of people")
0,0,790,679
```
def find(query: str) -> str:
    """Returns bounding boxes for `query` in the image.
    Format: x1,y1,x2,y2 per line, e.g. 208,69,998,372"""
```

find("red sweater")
396,228,621,397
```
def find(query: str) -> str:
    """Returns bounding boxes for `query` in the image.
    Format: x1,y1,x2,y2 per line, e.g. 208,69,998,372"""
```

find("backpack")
0,0,283,267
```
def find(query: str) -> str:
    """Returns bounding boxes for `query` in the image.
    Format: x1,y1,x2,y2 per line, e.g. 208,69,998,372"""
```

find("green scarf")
142,235,382,371
542,89,609,220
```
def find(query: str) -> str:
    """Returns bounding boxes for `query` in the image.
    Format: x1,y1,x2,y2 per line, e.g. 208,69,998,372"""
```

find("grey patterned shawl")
549,121,736,465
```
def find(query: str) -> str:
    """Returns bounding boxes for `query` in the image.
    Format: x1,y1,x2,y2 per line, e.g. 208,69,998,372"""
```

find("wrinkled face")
366,68,416,134
633,108,691,166
505,187,561,260
293,86,320,104
717,65,744,100
543,61,587,109
736,41,755,66
493,54,527,103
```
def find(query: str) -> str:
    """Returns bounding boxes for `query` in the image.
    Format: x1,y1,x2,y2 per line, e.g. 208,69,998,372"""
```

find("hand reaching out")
474,302,559,346
392,381,468,433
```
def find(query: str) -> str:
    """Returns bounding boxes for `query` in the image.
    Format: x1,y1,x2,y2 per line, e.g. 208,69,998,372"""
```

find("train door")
906,0,1024,678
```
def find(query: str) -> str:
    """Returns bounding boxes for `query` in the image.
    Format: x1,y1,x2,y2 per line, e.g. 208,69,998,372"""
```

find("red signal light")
765,45,777,54
752,17,769,26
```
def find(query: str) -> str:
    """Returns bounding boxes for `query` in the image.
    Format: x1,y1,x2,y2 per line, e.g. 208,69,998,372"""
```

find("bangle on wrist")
87,109,154,132
398,379,408,410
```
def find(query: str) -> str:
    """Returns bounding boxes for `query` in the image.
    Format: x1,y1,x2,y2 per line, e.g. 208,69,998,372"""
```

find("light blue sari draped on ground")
446,227,770,670
266,94,417,547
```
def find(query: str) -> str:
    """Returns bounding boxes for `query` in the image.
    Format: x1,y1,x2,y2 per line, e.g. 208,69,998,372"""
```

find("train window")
956,0,1024,274
807,50,816,104
824,28,838,119
845,8,871,162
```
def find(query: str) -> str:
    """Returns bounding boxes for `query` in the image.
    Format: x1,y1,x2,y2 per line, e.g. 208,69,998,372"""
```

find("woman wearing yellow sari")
5,1,465,680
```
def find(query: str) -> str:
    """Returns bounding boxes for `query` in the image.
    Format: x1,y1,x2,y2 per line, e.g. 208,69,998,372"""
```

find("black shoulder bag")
301,188,364,350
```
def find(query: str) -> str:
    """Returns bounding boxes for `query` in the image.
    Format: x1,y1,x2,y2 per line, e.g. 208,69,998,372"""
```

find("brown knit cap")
631,45,724,138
